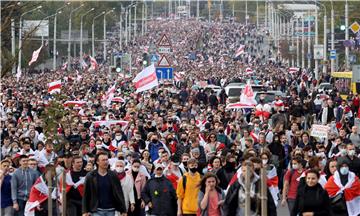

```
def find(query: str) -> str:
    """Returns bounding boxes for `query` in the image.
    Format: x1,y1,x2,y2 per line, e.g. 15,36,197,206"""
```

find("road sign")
157,34,172,47
343,40,354,47
330,50,336,60
157,55,171,67
350,21,360,34
352,65,360,83
150,54,159,63
156,67,173,79
313,44,324,60
158,47,172,54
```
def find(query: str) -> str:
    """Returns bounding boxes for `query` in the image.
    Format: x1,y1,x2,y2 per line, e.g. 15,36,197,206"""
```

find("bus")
330,71,358,98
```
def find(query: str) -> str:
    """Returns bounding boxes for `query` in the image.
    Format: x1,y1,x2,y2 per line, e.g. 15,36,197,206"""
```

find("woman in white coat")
112,160,136,213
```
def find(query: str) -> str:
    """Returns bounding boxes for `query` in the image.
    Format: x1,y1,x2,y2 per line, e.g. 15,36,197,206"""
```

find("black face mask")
118,156,125,160
182,161,188,167
189,167,197,173
254,168,260,175
167,138,173,143
181,138,187,142
152,139,158,143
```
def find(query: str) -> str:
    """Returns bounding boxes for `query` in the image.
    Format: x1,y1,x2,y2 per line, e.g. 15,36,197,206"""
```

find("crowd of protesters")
1,17,360,216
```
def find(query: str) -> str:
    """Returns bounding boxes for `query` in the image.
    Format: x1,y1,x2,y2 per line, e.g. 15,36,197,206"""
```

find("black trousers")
67,199,82,216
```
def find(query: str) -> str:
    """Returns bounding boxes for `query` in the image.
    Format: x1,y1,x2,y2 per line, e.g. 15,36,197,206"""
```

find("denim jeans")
92,209,116,216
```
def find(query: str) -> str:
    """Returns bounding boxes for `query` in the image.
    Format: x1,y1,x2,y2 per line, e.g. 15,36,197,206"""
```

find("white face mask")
115,167,124,173
292,164,299,170
340,166,349,175
115,136,122,140
262,159,268,165
308,151,313,157
340,149,347,156
348,150,356,156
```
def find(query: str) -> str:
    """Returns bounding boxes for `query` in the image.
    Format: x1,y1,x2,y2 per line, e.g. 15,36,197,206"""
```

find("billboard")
23,20,49,37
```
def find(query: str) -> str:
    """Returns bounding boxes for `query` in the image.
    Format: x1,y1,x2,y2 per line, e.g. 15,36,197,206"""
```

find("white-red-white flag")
174,72,182,82
267,166,279,206
132,64,159,93
16,66,22,82
234,45,245,57
239,81,257,106
76,70,82,82
59,171,85,198
93,120,128,130
245,67,253,73
63,101,87,107
89,56,98,71
112,97,125,103
48,80,61,94
24,176,57,216
80,58,88,70
28,44,43,66
288,67,300,73
102,84,116,101
61,62,68,71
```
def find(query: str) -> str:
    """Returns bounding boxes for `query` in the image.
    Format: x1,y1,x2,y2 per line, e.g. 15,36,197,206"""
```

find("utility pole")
125,9,128,45
323,6,327,74
128,7,131,44
145,2,148,32
120,7,123,50
220,0,223,22
331,1,335,73
264,1,267,29
307,10,311,69
256,0,259,28
208,0,211,22
142,3,144,35
297,18,300,67
302,15,305,69
134,4,137,41
11,19,15,74
345,0,349,70
315,0,319,79
196,0,199,20
245,0,248,25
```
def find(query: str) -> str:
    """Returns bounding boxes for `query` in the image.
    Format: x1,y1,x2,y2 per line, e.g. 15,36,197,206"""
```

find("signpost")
313,44,324,60
352,65,360,83
330,50,336,60
350,21,360,34
156,67,173,79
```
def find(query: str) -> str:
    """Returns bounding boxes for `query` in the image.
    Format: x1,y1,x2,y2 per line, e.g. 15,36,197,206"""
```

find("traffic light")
142,53,149,66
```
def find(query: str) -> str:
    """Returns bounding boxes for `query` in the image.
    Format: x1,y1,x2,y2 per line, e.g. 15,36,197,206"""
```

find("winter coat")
141,175,177,216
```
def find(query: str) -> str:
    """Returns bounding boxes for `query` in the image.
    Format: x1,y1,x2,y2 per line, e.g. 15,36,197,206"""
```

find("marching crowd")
2,18,360,216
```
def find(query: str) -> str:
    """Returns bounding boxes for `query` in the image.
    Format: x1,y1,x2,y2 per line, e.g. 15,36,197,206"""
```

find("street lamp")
80,8,95,57
17,5,42,73
53,2,70,70
92,11,105,57
104,8,115,62
68,3,84,69
331,0,335,73
314,0,327,76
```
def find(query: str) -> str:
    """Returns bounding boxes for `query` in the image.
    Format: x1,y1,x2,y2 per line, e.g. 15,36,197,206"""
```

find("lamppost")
104,8,115,62
68,4,84,69
53,3,70,70
17,5,42,73
345,0,349,71
331,0,335,73
92,11,105,57
80,8,94,58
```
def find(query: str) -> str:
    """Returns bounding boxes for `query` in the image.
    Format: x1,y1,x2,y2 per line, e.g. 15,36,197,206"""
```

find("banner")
28,44,43,66
132,64,159,93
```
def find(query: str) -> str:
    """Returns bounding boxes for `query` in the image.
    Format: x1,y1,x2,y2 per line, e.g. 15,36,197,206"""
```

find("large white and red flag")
48,80,61,94
28,44,43,66
61,62,68,71
288,67,300,74
132,64,158,93
24,176,57,216
245,67,253,73
174,72,182,82
239,81,257,106
112,97,125,103
325,171,360,216
89,56,98,71
234,44,245,57
59,171,85,197
93,120,129,130
102,84,116,100
63,101,87,107
267,166,279,206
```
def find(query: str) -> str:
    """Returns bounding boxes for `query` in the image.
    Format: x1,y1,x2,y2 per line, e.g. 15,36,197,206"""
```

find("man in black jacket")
82,152,127,216
141,164,177,216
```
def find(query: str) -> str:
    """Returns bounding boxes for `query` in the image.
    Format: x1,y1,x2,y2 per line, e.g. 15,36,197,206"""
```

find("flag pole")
260,166,268,216
62,171,67,215
245,163,251,216
47,175,53,216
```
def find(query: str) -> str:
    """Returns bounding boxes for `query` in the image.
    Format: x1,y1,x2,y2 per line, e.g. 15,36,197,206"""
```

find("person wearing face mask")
291,170,331,216
141,164,177,216
337,143,360,177
37,141,57,173
216,126,230,147
173,132,190,162
177,158,201,216
325,160,360,216
260,151,280,206
111,129,128,150
179,153,190,173
216,154,236,190
281,156,305,213
223,160,277,216
126,159,147,216
112,160,136,214
147,134,171,162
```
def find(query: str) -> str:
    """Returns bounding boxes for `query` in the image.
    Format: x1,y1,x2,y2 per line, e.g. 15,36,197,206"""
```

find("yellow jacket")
176,172,201,214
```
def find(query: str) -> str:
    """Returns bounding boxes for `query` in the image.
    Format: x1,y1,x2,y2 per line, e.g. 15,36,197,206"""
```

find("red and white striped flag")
48,80,61,94
132,64,159,93
112,97,125,103
325,171,360,216
59,171,85,197
93,120,128,130
63,101,87,107
102,84,116,101
174,72,182,82
76,70,82,82
245,67,253,73
61,62,68,71
80,58,88,70
267,166,279,206
89,56,98,71
24,176,57,216
288,67,299,73
16,66,22,82
234,45,245,57
28,44,43,66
